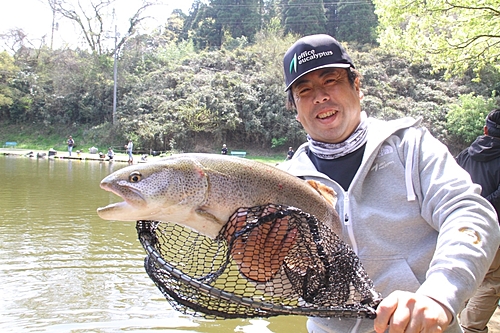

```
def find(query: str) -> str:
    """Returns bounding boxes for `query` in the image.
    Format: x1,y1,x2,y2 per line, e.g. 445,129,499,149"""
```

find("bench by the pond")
230,151,247,158
3,141,17,148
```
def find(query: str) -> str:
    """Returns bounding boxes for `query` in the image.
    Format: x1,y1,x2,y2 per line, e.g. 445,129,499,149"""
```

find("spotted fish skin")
97,153,340,239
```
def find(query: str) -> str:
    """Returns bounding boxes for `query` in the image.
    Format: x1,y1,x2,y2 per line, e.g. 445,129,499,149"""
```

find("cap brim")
285,63,351,91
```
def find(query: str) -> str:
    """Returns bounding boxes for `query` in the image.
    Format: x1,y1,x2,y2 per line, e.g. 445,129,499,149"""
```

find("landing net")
136,204,381,319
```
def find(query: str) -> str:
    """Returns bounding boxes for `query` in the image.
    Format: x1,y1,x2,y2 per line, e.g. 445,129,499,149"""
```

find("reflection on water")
0,156,306,332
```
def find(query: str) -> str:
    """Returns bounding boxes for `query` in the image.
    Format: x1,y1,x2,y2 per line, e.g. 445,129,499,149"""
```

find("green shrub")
446,93,498,145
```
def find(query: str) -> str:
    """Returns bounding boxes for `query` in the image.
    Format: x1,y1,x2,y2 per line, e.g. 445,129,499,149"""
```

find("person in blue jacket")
278,34,500,333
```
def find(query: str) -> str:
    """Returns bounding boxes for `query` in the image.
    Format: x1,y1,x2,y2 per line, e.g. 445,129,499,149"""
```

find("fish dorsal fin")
306,180,337,207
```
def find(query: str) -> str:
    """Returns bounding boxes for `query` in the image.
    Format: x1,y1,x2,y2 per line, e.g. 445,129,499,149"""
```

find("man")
456,109,500,333
278,34,500,333
67,135,74,156
286,146,295,160
125,139,133,164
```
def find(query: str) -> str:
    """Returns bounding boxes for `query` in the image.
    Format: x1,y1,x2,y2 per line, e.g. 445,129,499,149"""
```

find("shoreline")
0,148,160,164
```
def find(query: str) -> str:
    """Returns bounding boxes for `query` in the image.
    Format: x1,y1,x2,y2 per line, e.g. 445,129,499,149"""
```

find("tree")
185,0,262,50
186,1,223,49
374,0,500,78
446,93,498,145
0,29,41,54
0,52,19,119
213,0,261,43
47,0,160,55
162,11,185,43
331,0,378,44
283,0,327,36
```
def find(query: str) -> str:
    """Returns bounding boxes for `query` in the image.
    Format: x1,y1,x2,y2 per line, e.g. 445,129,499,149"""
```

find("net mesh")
136,204,381,319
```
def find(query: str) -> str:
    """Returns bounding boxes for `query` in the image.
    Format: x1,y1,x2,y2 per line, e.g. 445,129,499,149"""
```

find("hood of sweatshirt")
468,136,500,162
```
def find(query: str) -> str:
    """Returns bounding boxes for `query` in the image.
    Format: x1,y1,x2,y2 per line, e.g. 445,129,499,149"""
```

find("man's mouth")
317,111,337,119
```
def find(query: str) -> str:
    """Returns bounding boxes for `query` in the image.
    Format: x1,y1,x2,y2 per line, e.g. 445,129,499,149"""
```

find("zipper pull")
344,195,350,225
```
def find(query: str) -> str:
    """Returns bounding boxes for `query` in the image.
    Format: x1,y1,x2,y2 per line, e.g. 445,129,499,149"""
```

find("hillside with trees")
0,0,498,155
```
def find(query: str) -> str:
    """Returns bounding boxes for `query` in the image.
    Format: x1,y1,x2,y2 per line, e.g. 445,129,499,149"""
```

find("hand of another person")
374,290,452,333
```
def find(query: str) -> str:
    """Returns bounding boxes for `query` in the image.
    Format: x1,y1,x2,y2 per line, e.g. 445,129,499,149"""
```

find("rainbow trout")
97,153,340,239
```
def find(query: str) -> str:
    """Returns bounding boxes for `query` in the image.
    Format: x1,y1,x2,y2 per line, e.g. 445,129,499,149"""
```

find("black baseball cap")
283,34,355,91
486,109,500,137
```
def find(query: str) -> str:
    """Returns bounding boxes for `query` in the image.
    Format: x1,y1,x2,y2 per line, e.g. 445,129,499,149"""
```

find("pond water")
0,155,307,332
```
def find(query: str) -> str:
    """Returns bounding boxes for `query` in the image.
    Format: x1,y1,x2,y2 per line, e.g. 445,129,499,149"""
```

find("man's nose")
313,88,330,104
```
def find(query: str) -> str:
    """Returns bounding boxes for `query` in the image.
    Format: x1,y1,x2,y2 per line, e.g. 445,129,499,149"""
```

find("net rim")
137,220,378,319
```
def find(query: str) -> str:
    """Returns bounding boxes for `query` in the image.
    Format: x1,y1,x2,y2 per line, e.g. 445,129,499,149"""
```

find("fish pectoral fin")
306,180,337,207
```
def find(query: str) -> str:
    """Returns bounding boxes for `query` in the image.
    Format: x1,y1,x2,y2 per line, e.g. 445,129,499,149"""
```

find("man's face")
291,68,362,143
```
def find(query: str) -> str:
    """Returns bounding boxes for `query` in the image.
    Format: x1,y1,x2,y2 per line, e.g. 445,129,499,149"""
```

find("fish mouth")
96,180,147,221
97,201,130,219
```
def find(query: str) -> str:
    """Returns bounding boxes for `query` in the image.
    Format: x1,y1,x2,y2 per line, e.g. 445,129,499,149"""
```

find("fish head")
97,157,209,222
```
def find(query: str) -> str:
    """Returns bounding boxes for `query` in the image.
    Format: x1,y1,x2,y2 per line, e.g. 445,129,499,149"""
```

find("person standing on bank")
286,146,295,160
125,139,133,164
278,34,500,333
67,136,75,156
456,109,500,333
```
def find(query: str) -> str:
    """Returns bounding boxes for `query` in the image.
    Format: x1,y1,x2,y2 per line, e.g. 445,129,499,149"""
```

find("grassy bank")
0,123,286,165
0,122,80,151
250,155,286,165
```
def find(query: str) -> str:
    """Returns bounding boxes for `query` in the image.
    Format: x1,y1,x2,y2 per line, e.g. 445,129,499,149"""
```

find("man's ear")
355,77,364,100
484,125,489,135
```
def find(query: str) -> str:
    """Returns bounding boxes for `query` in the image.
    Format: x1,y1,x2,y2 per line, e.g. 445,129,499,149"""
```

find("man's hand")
374,290,453,333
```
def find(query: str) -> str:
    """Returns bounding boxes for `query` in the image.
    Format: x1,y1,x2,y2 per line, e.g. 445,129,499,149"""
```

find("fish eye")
129,171,142,183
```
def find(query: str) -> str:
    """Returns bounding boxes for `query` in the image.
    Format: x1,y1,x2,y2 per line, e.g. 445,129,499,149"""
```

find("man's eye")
325,78,338,84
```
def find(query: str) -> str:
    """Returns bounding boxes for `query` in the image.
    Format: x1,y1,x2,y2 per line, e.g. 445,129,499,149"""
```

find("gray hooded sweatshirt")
278,116,500,333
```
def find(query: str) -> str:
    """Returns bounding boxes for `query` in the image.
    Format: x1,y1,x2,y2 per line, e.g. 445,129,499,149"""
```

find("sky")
0,0,194,50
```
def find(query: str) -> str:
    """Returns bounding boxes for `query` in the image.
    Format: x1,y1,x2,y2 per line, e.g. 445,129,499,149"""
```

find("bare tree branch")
47,0,158,55
444,0,500,16
115,2,154,53
0,29,31,53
